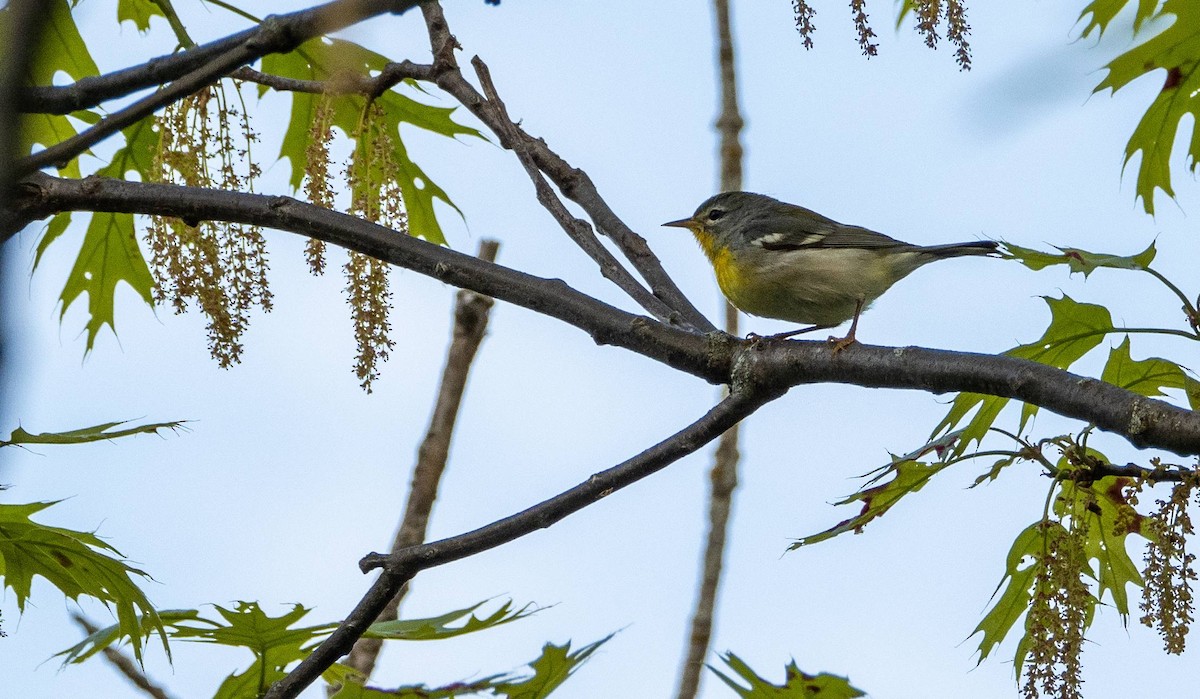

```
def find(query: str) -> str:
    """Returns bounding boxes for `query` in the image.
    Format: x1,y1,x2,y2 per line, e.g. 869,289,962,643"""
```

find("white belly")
723,247,920,325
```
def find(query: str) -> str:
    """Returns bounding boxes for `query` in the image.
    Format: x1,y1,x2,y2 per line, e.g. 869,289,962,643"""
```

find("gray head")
662,191,783,241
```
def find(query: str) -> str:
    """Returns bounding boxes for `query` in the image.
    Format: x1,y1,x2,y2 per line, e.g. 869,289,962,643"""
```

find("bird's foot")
828,334,857,354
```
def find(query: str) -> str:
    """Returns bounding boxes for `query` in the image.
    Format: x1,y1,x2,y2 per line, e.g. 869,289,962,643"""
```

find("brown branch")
10,173,1200,457
469,56,684,327
15,0,427,177
70,614,177,699
676,0,745,695
17,0,428,115
1088,461,1200,483
230,61,427,99
5,174,719,377
341,239,499,681
238,50,690,328
266,386,780,699
417,3,714,332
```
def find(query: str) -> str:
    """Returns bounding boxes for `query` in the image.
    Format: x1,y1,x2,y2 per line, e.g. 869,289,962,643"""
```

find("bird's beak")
662,217,696,229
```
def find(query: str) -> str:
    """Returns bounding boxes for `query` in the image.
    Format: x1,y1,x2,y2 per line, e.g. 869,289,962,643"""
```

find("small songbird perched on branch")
664,191,998,349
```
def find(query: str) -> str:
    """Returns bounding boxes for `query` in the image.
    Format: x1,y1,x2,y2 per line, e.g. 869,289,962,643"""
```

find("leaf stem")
151,0,196,48
200,0,263,25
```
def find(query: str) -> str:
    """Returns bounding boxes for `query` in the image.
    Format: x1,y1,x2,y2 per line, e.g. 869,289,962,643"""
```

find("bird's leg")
755,324,835,342
829,299,864,354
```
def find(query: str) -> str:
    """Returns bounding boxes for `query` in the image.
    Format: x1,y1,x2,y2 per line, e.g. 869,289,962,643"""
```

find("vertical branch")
0,0,47,207
70,615,178,699
341,239,500,681
675,0,745,697
0,0,50,450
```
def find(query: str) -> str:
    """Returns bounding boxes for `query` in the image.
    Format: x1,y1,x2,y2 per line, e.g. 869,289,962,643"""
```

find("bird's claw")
828,335,856,354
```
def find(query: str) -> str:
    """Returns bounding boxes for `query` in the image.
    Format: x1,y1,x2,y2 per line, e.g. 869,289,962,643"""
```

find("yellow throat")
690,228,740,297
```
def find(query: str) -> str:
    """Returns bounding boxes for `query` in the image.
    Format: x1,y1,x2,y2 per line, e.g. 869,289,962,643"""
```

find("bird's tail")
920,240,999,258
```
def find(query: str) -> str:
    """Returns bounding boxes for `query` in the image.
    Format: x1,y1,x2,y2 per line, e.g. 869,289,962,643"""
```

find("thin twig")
18,0,420,115
70,614,177,699
470,57,682,326
240,49,691,329
676,0,745,695
267,387,779,699
418,3,715,332
341,239,500,681
230,61,431,98
16,0,426,176
151,0,196,49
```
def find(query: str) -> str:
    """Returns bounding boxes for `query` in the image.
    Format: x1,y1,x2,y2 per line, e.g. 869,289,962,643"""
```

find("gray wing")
751,206,910,251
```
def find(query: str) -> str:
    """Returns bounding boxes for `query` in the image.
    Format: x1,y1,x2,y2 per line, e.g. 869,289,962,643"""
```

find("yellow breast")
692,230,743,300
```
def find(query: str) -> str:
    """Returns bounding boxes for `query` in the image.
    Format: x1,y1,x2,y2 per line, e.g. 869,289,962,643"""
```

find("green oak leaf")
1078,0,1162,37
789,433,959,548
364,599,536,641
166,601,329,699
1,419,185,447
1101,336,1198,407
329,673,508,698
56,609,202,665
0,501,166,664
13,0,101,176
1057,475,1150,619
1004,241,1156,277
58,210,155,351
102,116,162,181
932,296,1113,455
117,0,165,32
709,653,865,698
972,521,1048,664
493,634,614,699
35,212,73,269
1089,0,1200,213
975,474,1147,673
31,0,100,84
51,120,160,351
263,39,482,243
18,113,83,177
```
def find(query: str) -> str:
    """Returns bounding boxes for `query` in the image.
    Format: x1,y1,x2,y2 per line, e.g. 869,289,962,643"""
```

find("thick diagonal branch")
342,240,499,681
9,174,1200,456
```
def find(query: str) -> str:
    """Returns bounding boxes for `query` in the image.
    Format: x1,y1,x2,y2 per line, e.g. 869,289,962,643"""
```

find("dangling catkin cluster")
343,100,406,392
146,83,271,368
1021,509,1091,699
1140,477,1197,654
302,94,337,275
790,0,971,69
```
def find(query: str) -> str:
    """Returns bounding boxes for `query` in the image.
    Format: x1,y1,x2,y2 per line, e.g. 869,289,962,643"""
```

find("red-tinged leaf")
1005,241,1156,277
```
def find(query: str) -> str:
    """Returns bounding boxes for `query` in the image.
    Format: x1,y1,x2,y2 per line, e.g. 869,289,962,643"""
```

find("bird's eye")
707,208,727,221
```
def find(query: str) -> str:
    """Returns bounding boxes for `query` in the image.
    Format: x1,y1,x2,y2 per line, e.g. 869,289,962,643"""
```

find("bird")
663,191,998,349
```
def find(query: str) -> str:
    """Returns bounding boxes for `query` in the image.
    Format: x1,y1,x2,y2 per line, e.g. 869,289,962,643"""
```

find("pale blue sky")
3,2,1198,698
